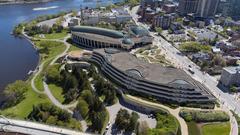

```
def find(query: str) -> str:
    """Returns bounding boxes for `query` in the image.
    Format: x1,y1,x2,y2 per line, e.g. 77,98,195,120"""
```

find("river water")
0,0,120,91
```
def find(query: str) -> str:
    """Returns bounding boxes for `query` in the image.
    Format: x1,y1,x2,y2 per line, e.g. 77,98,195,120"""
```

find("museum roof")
95,49,201,89
71,26,124,39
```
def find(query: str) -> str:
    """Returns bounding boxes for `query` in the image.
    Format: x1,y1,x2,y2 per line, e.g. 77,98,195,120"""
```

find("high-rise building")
178,0,220,18
219,0,240,20
196,0,220,18
178,0,199,15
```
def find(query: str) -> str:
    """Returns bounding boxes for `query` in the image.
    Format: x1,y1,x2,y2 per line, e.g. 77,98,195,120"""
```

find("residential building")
162,4,177,13
219,66,240,87
68,18,80,27
80,8,132,25
153,14,176,29
192,52,210,63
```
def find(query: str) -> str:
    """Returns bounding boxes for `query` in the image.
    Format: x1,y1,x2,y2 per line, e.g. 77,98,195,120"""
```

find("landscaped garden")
179,109,230,135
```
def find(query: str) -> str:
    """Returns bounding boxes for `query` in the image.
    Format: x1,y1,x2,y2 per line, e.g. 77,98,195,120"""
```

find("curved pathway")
126,95,189,135
26,30,88,132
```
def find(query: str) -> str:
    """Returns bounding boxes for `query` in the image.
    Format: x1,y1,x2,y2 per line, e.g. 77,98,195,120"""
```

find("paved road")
129,6,239,135
0,116,88,135
105,99,157,135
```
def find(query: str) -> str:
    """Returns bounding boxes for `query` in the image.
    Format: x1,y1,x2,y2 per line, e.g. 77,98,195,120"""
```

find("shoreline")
19,31,41,80
0,0,56,5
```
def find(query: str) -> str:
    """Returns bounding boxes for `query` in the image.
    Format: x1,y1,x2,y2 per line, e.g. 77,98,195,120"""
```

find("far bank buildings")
70,9,215,107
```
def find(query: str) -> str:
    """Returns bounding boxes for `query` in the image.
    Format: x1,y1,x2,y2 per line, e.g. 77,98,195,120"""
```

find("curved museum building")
71,26,153,50
90,49,215,105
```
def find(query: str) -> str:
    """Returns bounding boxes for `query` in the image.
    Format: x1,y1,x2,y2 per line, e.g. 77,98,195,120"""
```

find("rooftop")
224,66,240,74
129,26,149,37
96,49,206,90
71,26,124,38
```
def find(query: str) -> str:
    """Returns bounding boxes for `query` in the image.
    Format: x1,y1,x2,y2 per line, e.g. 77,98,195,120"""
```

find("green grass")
0,83,50,119
201,122,230,135
68,44,82,52
33,40,66,91
187,122,201,135
34,30,68,39
48,84,65,103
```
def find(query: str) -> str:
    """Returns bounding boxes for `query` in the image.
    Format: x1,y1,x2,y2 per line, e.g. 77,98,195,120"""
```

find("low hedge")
179,109,230,123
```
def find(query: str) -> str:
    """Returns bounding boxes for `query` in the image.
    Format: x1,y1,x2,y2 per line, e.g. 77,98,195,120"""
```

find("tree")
72,10,77,17
90,111,107,132
137,121,149,135
127,112,139,131
2,80,28,108
230,85,238,93
81,90,93,103
104,88,116,105
155,27,162,35
76,98,89,118
115,109,131,130
46,64,61,84
212,54,226,67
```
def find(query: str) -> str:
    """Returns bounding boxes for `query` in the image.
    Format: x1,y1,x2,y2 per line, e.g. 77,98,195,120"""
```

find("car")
188,68,195,74
106,122,111,130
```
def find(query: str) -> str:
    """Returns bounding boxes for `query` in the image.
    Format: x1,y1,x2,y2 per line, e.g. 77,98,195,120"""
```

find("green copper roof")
71,26,124,38
122,38,134,45
130,26,149,36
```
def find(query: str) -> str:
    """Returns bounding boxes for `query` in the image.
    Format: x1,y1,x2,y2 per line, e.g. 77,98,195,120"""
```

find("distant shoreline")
0,0,56,5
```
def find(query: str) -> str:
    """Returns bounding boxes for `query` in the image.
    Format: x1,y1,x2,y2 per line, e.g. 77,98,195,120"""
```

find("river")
0,0,121,91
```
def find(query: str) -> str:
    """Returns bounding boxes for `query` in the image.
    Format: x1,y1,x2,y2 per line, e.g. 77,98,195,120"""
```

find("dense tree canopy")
115,109,139,132
28,103,82,131
1,80,28,108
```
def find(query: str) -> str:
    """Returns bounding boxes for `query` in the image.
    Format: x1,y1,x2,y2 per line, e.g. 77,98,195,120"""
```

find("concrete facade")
220,66,240,87
90,49,215,105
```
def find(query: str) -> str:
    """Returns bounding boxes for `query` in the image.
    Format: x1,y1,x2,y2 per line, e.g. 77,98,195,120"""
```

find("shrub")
179,109,230,123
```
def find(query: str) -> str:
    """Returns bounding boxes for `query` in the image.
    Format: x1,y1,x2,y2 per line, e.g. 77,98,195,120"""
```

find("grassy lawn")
68,44,82,52
187,122,201,135
34,30,68,39
48,84,65,103
33,40,66,91
0,83,50,119
201,122,230,135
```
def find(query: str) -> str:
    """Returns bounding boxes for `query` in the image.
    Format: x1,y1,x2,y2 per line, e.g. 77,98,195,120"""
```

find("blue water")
0,0,120,91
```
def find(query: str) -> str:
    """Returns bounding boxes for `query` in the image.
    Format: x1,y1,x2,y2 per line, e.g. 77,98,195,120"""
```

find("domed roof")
71,26,124,38
122,38,134,45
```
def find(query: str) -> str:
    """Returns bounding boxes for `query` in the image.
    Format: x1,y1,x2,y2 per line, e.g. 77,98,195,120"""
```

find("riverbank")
0,0,56,5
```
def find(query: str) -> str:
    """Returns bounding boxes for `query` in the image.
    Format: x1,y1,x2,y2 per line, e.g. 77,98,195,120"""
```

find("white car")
106,122,111,130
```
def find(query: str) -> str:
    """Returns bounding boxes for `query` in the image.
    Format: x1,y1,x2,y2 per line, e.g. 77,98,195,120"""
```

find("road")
0,116,88,135
129,5,239,135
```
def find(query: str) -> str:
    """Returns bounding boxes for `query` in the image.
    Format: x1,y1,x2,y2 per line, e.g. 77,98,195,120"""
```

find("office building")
196,0,220,18
178,0,199,15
